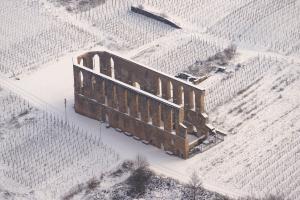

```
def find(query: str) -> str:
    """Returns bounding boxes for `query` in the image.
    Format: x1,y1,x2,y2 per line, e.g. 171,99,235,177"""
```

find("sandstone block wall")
74,50,210,158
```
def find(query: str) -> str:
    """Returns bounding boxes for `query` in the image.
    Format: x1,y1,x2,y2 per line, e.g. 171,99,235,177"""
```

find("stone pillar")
184,87,190,109
128,91,138,118
147,75,157,95
94,78,105,104
112,85,118,109
152,102,162,127
162,79,171,100
117,86,127,113
174,84,183,105
85,54,94,69
106,81,114,107
174,107,184,134
73,67,81,93
100,53,112,76
140,96,149,123
184,87,195,110
189,90,195,110
195,90,205,113
163,106,173,132
98,106,105,122
177,123,187,138
83,71,92,98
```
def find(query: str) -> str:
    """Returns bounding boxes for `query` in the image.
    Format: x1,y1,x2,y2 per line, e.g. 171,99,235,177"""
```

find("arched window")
93,54,100,73
190,90,195,110
133,82,140,89
158,78,162,97
180,86,184,105
79,71,84,89
169,81,173,101
110,57,115,78
79,58,83,66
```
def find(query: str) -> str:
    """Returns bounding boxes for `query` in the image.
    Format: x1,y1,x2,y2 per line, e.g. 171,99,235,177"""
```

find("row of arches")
91,76,177,132
79,55,115,78
77,69,203,139
156,78,196,110
132,77,197,111
79,68,197,112
80,55,196,112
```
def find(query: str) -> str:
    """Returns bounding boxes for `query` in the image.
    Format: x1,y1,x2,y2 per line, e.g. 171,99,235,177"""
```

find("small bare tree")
186,170,203,200
127,154,152,197
134,154,149,170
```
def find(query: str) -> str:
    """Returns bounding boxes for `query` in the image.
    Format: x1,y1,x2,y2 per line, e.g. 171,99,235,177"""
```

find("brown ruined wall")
74,64,190,158
76,51,208,137
75,93,189,158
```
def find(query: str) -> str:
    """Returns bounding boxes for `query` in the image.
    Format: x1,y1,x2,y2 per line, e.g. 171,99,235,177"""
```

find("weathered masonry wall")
74,51,210,158
131,5,181,29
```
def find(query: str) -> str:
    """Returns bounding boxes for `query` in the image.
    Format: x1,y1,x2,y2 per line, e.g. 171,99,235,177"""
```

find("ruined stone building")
73,50,216,159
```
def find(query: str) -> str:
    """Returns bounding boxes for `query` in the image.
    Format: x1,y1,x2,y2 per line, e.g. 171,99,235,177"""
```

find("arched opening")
79,71,84,89
110,57,115,78
93,54,100,73
79,58,84,66
180,86,184,105
158,78,162,97
133,82,140,89
148,99,152,124
190,90,195,110
169,81,173,101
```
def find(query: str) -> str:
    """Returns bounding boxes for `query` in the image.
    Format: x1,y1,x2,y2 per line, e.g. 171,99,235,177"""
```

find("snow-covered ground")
1,0,300,199
0,0,100,76
0,88,119,199
62,160,227,200
195,60,300,199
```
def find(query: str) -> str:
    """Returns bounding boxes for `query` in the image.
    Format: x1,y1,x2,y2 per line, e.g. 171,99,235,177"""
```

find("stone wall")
74,51,210,158
131,5,181,29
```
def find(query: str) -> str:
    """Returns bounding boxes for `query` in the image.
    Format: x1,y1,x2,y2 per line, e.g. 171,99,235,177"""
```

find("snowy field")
0,0,300,199
192,60,300,199
0,88,119,199
0,0,99,76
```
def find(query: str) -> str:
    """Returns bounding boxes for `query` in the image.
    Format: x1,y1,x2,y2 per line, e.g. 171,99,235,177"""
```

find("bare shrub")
185,170,203,200
126,155,152,197
207,44,237,66
87,177,101,191
224,44,237,60
127,166,154,197
111,160,134,177
133,154,149,170
62,183,85,200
